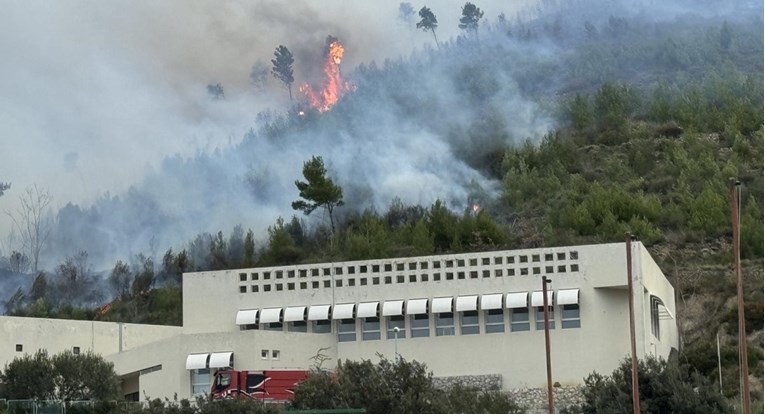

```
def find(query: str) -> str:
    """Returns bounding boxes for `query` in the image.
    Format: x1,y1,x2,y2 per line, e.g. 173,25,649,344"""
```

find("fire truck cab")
211,369,309,402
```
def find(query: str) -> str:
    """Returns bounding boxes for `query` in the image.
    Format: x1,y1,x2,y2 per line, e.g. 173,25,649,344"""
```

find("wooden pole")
729,179,752,414
625,234,641,414
542,276,554,414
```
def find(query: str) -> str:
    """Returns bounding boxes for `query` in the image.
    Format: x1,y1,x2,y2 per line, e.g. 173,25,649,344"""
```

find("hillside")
2,0,762,406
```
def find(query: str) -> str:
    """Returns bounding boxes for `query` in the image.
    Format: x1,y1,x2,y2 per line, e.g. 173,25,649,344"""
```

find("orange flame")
301,38,353,112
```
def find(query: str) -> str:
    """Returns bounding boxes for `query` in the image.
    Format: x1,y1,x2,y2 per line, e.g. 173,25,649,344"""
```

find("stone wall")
433,375,583,413
432,374,503,390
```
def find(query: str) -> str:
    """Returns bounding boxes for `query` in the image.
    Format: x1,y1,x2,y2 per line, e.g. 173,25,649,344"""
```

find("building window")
373,264,381,272
312,281,319,289
251,285,258,293
651,298,661,339
520,268,528,276
360,278,367,286
264,322,283,331
359,265,367,273
420,274,429,282
532,254,540,262
272,350,280,360
335,267,343,275
335,279,342,288
545,253,554,261
384,264,392,272
557,252,566,260
263,285,271,292
570,264,579,272
546,266,554,274
420,262,428,269
460,311,480,335
288,270,295,278
561,304,581,329
16,344,23,352
409,274,417,283
323,268,331,276
241,323,258,331
323,280,331,288
288,321,308,332
397,263,405,271
299,269,307,277
72,346,80,355
239,286,246,293
261,349,269,359
300,282,307,290
494,256,503,265
482,257,490,265
432,261,441,269
408,262,417,270
312,268,319,277
570,251,578,260
397,275,405,283
288,282,295,290
239,273,247,281
411,314,430,338
387,315,406,339
275,270,283,279
373,277,380,285
445,260,454,268
362,317,381,341
535,307,556,330
510,308,530,332
469,258,478,266
485,309,505,333
495,269,503,277
263,272,271,280
436,313,455,336
312,320,331,334
251,272,259,280
519,255,528,263
457,259,465,267
337,319,356,342
347,266,355,274
482,270,490,278
191,369,211,396
507,256,515,264
469,271,478,279
348,279,356,287
458,272,466,279
446,272,454,280
558,265,566,273
276,283,283,291
384,276,392,284
508,269,515,276
433,273,441,281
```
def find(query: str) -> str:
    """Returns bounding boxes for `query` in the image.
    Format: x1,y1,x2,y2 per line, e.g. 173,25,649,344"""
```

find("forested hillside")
2,0,762,406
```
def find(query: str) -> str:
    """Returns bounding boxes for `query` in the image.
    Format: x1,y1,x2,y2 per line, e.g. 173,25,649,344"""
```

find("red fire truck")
211,369,309,402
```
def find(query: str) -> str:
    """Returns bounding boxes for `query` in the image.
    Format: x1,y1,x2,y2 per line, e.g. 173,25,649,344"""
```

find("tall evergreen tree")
271,45,295,101
292,156,344,235
416,6,440,49
458,2,484,39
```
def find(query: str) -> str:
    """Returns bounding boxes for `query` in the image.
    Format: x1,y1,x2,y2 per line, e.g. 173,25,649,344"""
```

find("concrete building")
0,241,678,401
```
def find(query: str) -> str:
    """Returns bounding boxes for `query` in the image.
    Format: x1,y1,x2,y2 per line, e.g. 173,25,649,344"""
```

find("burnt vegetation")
1,0,763,407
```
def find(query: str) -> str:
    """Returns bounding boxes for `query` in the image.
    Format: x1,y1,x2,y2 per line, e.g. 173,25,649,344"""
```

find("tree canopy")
292,156,344,234
458,2,484,37
271,45,295,101
416,6,439,48
0,350,120,401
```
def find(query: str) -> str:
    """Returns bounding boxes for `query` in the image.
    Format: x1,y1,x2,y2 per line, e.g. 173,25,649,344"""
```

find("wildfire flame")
300,37,354,112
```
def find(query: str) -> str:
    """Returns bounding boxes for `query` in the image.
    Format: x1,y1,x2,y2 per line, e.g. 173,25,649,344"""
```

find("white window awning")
332,303,355,320
406,299,428,315
259,308,282,324
186,353,209,370
382,300,405,316
557,289,580,306
480,294,503,310
506,292,529,309
357,302,379,318
284,306,307,322
531,291,554,307
307,304,331,321
431,297,453,313
235,309,258,325
209,352,233,369
456,295,478,312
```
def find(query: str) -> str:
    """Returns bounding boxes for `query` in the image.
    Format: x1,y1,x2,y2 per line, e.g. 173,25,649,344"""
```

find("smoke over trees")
6,185,52,273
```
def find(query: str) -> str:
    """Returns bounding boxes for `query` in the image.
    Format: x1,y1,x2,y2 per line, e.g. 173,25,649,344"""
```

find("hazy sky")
0,0,532,241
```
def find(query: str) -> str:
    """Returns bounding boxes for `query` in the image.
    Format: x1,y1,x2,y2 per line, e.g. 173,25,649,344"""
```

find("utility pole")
542,276,554,414
729,179,752,414
625,233,641,414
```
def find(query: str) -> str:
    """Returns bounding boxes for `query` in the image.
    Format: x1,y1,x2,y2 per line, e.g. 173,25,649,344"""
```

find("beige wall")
0,316,181,370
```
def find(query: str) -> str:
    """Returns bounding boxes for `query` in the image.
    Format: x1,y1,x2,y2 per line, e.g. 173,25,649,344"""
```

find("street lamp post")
542,276,553,414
